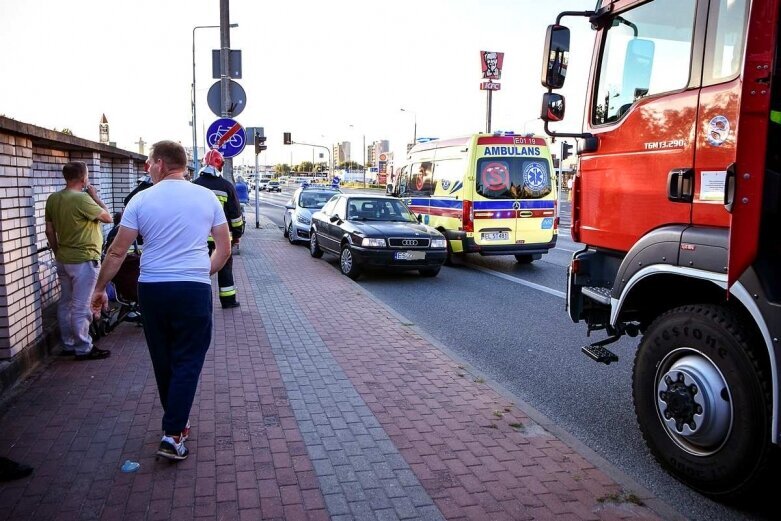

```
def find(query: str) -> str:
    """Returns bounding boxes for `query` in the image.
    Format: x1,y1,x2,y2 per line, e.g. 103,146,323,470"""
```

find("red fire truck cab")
541,0,781,499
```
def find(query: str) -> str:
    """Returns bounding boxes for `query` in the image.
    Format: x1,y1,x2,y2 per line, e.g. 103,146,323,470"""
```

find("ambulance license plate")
394,250,426,261
481,231,509,241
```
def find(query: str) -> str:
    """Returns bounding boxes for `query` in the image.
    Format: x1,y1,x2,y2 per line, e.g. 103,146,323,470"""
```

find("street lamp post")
350,124,367,188
191,23,237,173
400,108,417,146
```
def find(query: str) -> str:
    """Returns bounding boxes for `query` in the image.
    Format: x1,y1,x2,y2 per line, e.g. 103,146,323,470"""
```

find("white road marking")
468,264,566,299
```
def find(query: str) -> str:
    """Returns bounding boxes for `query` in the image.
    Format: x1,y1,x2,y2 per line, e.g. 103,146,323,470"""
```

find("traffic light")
283,132,292,145
561,141,574,161
255,135,267,155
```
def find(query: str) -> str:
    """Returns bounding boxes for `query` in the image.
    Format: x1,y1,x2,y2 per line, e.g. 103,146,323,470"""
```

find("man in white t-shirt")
91,140,231,461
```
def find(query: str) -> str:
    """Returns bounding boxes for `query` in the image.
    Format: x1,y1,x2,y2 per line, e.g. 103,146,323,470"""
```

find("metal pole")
255,150,261,228
362,134,366,188
220,0,234,184
413,114,417,144
191,29,198,173
486,90,492,133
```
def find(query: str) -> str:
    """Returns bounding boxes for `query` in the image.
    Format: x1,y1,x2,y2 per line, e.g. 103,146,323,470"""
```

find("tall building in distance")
367,140,389,167
333,141,351,166
99,114,109,144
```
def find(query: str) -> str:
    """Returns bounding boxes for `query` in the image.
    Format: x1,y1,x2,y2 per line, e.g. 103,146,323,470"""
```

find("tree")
274,163,291,174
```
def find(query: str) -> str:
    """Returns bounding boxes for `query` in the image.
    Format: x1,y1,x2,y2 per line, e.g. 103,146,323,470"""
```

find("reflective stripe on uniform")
771,110,781,125
230,216,244,228
219,286,237,297
211,189,229,206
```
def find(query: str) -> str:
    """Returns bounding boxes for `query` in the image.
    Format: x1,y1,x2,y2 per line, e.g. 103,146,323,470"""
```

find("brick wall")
0,117,146,371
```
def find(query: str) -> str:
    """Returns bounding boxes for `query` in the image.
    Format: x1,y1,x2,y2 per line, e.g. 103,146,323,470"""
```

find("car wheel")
282,217,289,238
514,254,534,264
287,222,296,244
419,267,440,277
309,231,323,258
632,304,773,499
340,244,361,280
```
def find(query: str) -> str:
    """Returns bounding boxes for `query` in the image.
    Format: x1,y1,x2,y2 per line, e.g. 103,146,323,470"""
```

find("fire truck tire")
632,304,773,499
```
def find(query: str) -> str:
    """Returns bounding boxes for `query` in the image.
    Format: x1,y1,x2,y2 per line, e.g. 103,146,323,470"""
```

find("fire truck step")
582,286,612,305
581,344,619,365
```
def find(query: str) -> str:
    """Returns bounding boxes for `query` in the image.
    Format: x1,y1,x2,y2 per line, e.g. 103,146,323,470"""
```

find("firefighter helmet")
203,149,225,171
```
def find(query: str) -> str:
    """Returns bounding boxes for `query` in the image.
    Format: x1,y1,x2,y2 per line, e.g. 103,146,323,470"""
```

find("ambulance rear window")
475,157,552,199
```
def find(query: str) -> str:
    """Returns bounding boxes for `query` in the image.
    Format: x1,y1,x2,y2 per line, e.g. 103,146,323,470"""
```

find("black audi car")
309,194,447,279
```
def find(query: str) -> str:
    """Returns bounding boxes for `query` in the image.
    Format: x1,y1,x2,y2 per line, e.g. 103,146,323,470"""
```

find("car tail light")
462,200,474,232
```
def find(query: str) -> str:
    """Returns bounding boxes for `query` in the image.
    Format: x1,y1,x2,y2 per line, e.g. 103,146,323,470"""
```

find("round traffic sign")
207,80,247,117
206,118,246,158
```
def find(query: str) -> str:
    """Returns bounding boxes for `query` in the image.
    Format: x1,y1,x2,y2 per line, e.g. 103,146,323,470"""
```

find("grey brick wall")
0,117,146,362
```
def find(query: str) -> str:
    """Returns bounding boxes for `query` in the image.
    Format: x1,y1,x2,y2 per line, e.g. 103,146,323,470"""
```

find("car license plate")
481,231,509,241
394,250,426,261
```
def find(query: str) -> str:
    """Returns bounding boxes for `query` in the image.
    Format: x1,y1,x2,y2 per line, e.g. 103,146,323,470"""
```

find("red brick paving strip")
0,250,328,520
248,229,663,521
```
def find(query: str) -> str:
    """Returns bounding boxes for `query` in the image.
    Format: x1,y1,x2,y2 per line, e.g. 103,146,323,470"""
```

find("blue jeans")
138,281,212,436
56,260,100,355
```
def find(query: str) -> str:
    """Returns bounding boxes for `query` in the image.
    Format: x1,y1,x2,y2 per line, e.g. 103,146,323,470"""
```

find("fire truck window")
704,0,748,85
592,0,696,126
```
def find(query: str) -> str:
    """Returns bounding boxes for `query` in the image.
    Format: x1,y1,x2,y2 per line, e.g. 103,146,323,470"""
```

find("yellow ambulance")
390,133,558,263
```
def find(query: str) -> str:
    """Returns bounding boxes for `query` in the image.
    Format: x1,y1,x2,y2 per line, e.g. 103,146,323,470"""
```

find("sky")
0,0,595,167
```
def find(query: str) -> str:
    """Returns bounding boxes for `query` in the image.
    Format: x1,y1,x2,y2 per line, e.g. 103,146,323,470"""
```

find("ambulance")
389,133,558,263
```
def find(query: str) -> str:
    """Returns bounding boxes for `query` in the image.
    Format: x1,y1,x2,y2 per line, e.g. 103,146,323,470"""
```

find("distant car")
283,186,341,244
257,179,270,190
309,194,447,279
267,181,282,192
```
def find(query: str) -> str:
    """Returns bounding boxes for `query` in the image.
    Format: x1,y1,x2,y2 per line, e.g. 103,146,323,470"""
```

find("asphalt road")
248,187,776,521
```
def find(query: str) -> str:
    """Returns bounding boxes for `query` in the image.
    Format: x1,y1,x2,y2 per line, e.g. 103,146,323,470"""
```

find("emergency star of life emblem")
523,162,550,197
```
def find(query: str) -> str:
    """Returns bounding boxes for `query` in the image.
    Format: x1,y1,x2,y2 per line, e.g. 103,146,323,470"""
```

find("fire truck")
541,0,780,499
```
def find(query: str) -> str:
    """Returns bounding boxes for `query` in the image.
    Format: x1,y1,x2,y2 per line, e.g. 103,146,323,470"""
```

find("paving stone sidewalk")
0,218,678,520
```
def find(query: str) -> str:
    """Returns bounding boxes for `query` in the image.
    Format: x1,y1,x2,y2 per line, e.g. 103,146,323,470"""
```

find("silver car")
283,186,341,244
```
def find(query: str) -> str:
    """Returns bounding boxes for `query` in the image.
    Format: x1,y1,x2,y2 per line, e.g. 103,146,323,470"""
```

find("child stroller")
90,215,142,339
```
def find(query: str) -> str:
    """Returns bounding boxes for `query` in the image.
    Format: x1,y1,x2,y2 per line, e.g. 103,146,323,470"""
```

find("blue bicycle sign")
206,118,246,158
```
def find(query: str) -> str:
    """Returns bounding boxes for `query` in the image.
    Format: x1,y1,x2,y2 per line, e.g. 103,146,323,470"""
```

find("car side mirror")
417,214,422,223
330,215,340,223
285,203,294,210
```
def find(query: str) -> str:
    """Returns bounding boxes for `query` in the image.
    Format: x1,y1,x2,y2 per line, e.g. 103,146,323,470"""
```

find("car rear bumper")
444,230,557,256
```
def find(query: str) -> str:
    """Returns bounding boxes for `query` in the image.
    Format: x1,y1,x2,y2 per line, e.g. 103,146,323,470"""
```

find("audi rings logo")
401,239,419,246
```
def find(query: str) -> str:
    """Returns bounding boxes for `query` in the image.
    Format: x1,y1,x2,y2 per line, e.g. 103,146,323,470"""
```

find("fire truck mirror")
541,25,570,89
541,93,566,123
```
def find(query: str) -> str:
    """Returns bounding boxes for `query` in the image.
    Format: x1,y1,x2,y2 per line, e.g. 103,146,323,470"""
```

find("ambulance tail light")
462,200,474,232
554,199,559,230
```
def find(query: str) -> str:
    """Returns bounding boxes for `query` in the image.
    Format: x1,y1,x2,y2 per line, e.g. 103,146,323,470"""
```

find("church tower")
99,114,109,144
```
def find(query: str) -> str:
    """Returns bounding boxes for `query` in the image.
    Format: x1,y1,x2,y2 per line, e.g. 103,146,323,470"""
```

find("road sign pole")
220,0,234,183
255,149,261,229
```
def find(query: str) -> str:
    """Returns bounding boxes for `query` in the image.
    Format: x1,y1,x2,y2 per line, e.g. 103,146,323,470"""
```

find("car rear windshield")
475,157,552,199
346,198,416,222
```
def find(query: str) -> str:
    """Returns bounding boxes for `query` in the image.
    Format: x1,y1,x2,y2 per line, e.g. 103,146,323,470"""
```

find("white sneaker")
156,435,189,461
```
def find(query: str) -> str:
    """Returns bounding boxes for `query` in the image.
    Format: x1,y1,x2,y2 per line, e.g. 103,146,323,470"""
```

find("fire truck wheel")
632,304,773,499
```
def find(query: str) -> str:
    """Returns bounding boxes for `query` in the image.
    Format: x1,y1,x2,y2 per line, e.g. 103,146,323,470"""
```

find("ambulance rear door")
474,136,555,248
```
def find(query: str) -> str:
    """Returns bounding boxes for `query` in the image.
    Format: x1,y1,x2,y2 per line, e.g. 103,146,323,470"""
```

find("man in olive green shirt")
45,161,113,360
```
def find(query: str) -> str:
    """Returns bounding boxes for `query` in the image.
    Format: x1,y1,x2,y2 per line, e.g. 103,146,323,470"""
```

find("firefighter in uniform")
194,150,244,309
